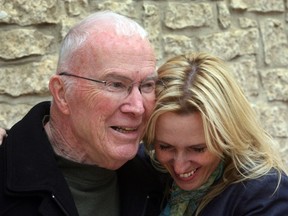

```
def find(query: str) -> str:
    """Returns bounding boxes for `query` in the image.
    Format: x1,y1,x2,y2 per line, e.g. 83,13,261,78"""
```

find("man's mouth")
111,126,137,133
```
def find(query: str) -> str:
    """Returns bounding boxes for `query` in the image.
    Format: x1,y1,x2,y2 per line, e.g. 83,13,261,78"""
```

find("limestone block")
93,0,138,20
217,2,231,29
0,10,8,19
255,103,288,137
64,0,88,16
0,103,33,129
261,18,288,66
228,57,259,97
143,2,162,60
164,3,213,29
0,0,60,26
260,69,288,101
0,55,57,96
143,3,161,42
59,18,80,39
162,35,197,57
230,0,248,10
276,138,288,165
239,17,258,28
0,29,54,60
197,28,259,60
231,0,285,12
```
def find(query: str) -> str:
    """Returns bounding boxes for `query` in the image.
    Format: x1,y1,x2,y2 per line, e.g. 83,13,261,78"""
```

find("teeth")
179,169,197,178
123,127,136,131
113,126,136,132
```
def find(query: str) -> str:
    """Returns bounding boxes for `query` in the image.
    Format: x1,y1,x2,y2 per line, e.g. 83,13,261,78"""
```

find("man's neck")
44,120,89,164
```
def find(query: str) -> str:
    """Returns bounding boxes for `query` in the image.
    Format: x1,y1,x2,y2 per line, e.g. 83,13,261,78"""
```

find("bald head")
57,11,150,72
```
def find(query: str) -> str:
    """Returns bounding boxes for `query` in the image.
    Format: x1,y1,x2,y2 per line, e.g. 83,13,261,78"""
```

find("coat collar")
4,101,78,215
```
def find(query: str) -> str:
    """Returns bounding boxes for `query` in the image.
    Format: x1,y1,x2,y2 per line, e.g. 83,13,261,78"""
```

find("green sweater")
55,154,119,216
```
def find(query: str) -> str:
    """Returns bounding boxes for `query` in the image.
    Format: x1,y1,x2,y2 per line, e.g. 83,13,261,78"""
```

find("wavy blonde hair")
144,52,287,215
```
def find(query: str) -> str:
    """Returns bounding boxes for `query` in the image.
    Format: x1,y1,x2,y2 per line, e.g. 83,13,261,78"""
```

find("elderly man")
0,11,168,216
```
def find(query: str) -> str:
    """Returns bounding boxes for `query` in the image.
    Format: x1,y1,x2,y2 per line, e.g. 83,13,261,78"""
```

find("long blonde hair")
144,52,287,215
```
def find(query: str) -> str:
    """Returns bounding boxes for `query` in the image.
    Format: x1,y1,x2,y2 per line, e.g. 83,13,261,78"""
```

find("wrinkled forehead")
92,31,154,54
74,31,156,77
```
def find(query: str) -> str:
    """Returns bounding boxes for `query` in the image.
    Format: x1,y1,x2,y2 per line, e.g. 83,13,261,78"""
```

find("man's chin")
105,157,132,170
109,146,138,169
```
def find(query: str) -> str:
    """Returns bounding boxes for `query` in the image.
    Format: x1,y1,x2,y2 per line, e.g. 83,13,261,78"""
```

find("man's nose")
121,86,145,116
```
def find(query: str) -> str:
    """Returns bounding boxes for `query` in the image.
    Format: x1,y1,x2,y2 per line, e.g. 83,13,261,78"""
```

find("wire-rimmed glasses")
59,72,161,99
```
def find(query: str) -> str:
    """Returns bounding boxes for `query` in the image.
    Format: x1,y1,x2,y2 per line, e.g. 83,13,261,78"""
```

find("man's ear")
49,75,70,114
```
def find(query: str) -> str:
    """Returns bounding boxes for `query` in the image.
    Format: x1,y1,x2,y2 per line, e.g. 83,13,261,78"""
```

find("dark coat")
118,144,170,216
0,101,168,216
200,171,288,216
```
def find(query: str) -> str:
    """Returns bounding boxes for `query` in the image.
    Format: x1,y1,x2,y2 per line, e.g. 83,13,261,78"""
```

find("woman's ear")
49,75,70,114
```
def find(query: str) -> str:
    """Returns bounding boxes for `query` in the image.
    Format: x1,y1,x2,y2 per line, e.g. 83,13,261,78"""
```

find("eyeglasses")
59,72,159,99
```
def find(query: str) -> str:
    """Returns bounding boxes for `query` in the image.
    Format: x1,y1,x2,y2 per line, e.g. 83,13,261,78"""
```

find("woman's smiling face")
154,111,221,191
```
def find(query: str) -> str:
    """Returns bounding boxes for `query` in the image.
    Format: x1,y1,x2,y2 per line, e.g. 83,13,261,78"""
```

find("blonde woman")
144,52,288,216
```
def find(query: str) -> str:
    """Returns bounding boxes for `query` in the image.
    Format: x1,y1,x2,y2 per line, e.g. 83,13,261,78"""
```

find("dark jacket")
0,101,168,216
200,171,288,216
118,144,170,216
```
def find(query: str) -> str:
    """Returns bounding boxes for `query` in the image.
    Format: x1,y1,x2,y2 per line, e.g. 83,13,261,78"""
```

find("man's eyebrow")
103,73,157,81
103,73,132,81
146,74,158,79
142,73,158,81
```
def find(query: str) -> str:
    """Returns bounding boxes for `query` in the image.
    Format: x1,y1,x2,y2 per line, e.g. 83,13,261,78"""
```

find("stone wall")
0,0,287,159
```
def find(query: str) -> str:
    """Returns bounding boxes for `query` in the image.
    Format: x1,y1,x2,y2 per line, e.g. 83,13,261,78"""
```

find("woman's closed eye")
190,146,207,153
156,141,207,153
158,144,172,151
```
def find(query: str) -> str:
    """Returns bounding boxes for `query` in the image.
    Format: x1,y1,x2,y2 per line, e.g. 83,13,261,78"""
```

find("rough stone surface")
228,57,259,98
231,0,285,12
261,18,288,66
0,55,57,96
260,69,288,101
218,2,231,29
196,28,259,61
0,29,54,60
164,3,213,29
0,0,60,26
0,0,287,155
0,103,33,129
